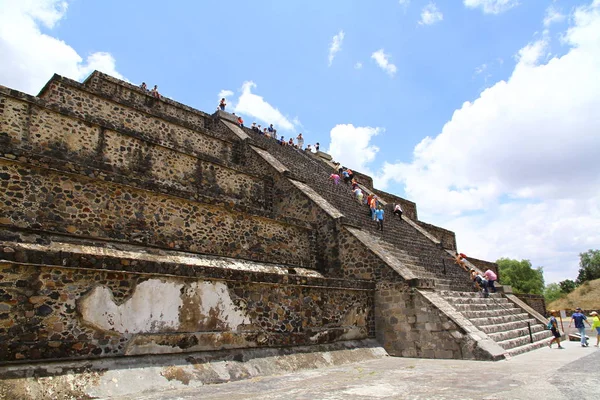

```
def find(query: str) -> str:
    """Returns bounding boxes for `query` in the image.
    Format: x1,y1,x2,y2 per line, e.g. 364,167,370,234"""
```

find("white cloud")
328,30,345,67
419,3,443,25
218,90,234,99
398,0,410,10
516,38,548,65
0,0,123,95
354,62,363,69
463,0,519,14
363,1,600,282
371,49,397,77
233,81,296,131
474,63,487,74
327,124,381,174
544,5,566,27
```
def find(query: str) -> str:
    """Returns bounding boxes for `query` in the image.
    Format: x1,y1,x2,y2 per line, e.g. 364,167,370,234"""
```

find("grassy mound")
548,278,600,311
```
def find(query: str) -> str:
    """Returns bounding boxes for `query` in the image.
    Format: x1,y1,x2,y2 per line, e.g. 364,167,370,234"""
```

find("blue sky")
1,0,599,284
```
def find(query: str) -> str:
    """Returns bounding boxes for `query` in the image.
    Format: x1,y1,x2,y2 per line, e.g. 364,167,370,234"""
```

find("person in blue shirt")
568,307,592,347
375,206,384,232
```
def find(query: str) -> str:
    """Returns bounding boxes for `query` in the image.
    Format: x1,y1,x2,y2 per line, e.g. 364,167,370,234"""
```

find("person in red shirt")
455,252,468,272
237,116,244,127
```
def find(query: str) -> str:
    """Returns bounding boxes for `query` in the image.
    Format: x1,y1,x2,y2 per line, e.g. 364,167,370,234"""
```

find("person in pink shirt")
483,269,497,293
329,173,340,185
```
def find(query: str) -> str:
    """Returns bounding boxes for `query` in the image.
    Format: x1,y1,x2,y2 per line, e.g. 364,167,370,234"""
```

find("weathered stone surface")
0,261,372,362
0,71,548,369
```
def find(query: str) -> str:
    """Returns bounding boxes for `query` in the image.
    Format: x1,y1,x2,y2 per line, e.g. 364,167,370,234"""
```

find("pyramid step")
452,303,505,312
506,337,554,357
439,291,504,299
478,319,540,334
487,324,548,342
469,313,531,327
444,296,510,305
460,307,525,319
497,330,554,350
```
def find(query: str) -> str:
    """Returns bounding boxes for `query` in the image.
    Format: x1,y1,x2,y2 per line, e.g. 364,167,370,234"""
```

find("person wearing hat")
591,311,600,347
568,307,592,347
548,310,564,349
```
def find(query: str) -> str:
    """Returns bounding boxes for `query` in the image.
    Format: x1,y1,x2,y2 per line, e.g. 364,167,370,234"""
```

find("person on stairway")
455,253,469,272
569,307,591,347
375,206,384,232
329,173,340,185
353,187,363,204
342,169,351,184
219,98,226,111
393,203,403,220
151,85,161,99
296,133,304,149
470,269,489,297
370,196,379,221
483,269,497,293
548,310,564,349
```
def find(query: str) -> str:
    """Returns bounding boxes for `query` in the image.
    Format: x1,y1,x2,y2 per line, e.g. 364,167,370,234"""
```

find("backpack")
547,318,554,330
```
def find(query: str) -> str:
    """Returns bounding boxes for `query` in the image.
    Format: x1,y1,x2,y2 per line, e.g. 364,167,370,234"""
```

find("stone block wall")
82,72,218,138
375,284,498,360
467,257,500,281
0,257,373,362
0,159,313,267
415,221,457,251
36,79,234,162
514,294,547,317
0,90,266,212
0,71,513,365
0,94,265,208
370,188,418,220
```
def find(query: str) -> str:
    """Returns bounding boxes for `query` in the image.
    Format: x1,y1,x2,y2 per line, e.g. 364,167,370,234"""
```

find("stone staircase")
441,291,553,357
372,237,455,291
238,124,473,291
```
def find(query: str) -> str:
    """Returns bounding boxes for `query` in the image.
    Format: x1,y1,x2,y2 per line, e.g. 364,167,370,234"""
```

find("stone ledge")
33,75,235,144
344,226,418,282
213,110,239,124
0,239,375,290
0,339,386,399
0,149,275,222
0,87,238,168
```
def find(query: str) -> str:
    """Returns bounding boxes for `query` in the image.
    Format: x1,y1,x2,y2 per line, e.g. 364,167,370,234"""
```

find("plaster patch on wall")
184,281,249,331
79,279,183,333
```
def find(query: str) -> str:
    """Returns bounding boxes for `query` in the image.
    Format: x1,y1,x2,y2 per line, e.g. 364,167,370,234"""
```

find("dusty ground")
113,338,599,400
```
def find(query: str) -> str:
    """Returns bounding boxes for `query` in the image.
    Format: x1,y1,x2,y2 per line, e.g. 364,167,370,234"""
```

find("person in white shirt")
393,204,403,220
296,133,304,149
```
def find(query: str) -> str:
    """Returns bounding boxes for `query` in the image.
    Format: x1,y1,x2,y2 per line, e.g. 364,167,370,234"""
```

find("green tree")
559,279,577,294
496,258,545,295
544,283,563,303
576,249,600,284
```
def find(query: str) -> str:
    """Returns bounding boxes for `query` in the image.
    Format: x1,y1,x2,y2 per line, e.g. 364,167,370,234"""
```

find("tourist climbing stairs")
440,290,553,356
238,125,473,290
